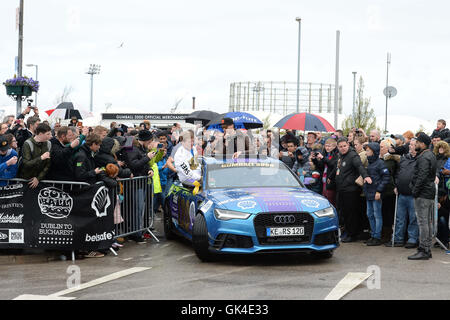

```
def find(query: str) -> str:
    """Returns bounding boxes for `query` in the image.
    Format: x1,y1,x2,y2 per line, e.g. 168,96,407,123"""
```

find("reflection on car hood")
206,187,330,214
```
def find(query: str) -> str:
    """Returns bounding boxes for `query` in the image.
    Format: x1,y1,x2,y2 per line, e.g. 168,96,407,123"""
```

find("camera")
157,143,163,149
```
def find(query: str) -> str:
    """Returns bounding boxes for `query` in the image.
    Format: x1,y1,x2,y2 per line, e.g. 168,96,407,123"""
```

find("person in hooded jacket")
292,146,310,183
363,142,391,246
312,138,338,207
94,137,132,179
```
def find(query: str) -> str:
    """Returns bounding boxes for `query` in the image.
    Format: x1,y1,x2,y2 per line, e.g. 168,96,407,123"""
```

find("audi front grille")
253,212,315,245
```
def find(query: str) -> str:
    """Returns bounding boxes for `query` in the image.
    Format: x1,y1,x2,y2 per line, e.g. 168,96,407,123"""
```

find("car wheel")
192,213,214,262
312,250,334,259
163,201,176,240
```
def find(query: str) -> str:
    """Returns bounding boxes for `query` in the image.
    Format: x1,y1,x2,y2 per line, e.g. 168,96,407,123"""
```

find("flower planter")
5,85,32,97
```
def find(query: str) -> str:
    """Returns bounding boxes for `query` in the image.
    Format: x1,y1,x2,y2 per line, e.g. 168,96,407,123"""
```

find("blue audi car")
163,156,339,261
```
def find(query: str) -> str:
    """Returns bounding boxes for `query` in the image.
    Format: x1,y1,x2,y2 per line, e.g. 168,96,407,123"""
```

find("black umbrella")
185,110,220,126
54,102,84,120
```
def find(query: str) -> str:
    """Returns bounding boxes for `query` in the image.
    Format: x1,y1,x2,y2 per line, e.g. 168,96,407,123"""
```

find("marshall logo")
91,186,110,218
0,213,24,224
38,187,73,219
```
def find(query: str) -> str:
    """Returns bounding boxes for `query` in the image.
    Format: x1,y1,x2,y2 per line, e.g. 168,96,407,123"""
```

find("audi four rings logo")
274,215,295,224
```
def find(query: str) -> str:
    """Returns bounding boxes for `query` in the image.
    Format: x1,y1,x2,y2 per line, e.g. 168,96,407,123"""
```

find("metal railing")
113,176,159,242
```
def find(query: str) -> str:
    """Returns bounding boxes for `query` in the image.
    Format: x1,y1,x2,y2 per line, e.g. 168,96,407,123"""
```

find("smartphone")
282,151,289,156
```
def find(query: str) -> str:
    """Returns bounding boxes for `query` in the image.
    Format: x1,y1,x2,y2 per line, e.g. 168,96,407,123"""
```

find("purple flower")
3,76,39,92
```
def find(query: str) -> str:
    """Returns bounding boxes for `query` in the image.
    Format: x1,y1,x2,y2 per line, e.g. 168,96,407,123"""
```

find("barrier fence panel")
114,176,159,242
0,178,116,260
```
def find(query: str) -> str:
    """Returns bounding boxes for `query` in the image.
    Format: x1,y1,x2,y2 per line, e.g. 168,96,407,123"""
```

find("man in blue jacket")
0,135,18,185
363,142,391,246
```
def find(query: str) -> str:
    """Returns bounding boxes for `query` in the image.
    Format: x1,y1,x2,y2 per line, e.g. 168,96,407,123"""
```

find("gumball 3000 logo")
38,187,73,219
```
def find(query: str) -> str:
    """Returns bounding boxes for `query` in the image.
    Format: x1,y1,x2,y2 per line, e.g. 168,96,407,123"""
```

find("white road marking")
13,294,76,300
49,267,151,297
324,272,372,300
122,258,133,261
438,260,450,264
176,254,196,261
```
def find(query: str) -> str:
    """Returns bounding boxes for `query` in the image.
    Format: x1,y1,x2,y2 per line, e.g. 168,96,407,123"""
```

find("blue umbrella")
206,112,263,130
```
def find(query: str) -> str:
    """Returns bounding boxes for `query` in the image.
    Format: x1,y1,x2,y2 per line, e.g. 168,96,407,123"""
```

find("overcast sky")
0,0,449,125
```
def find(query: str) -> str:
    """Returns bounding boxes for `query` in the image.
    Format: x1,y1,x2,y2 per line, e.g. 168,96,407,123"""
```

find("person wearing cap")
408,132,437,260
123,129,157,243
219,117,250,158
389,131,413,156
68,116,78,127
363,142,391,246
0,135,19,186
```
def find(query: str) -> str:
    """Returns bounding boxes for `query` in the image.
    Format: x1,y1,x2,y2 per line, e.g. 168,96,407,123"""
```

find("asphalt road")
1,217,449,301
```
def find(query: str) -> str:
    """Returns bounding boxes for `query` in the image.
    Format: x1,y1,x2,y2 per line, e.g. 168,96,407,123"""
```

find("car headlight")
313,206,335,218
214,208,251,221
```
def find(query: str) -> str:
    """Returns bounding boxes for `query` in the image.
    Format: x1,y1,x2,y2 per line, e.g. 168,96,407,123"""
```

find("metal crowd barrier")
0,176,160,260
113,176,159,243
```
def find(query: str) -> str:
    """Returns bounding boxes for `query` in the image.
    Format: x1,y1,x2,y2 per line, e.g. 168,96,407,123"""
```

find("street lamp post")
26,64,38,108
352,71,357,119
295,17,301,113
384,53,391,133
86,64,101,113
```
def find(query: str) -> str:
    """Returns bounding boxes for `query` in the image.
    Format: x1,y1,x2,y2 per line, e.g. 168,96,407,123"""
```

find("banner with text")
0,182,114,251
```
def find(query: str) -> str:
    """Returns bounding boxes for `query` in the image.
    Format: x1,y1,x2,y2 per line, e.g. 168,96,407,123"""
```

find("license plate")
266,227,304,237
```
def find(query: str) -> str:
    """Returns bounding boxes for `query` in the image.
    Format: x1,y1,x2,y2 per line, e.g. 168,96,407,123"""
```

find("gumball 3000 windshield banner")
23,183,115,251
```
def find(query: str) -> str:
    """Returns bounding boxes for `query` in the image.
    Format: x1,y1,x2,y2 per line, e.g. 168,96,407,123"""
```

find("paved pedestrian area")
1,220,449,300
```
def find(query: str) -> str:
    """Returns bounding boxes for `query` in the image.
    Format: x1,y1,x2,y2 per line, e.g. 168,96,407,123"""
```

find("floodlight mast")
86,64,101,113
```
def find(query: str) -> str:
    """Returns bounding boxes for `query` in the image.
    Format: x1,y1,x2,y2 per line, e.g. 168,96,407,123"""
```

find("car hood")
206,187,331,214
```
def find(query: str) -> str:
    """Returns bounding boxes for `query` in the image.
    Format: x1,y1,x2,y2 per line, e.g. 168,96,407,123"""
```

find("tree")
53,85,74,105
342,76,377,136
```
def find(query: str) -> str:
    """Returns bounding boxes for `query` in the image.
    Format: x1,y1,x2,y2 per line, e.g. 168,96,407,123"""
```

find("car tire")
192,213,214,262
312,250,334,259
163,201,176,240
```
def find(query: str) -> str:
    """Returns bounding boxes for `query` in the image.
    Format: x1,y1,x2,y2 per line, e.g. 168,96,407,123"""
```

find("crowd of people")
0,105,448,261
273,121,450,260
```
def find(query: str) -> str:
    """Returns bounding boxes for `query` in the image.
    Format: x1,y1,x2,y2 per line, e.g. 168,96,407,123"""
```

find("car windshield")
206,162,303,189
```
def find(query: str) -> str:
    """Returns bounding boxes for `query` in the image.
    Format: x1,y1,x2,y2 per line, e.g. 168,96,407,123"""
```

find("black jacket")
395,153,416,196
390,142,410,156
333,149,368,193
74,144,99,184
94,137,132,179
124,142,151,177
47,137,75,181
74,144,116,187
410,149,437,199
313,148,338,191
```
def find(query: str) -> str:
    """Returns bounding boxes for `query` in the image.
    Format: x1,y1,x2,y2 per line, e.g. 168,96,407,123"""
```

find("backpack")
17,140,52,174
